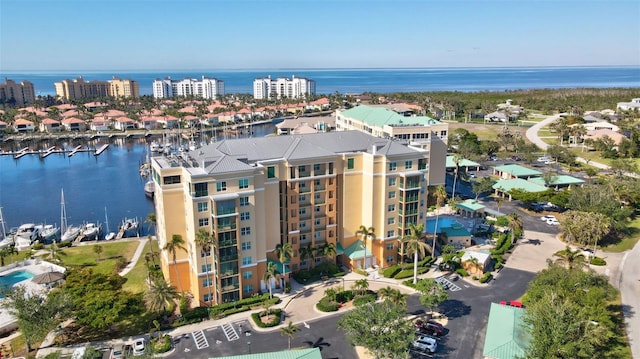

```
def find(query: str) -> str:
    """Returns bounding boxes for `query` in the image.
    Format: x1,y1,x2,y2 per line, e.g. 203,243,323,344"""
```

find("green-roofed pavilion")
483,303,529,359
340,105,441,127
493,164,542,179
528,175,585,190
211,348,322,359
493,178,549,201
457,199,486,218
446,155,481,170
341,239,374,269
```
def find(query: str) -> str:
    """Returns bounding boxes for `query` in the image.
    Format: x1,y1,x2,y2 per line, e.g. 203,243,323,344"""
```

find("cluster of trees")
522,264,628,358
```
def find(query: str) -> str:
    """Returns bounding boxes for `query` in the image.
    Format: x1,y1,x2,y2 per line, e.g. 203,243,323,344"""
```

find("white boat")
81,223,100,241
104,232,116,241
120,218,139,238
61,225,81,243
103,207,115,241
144,180,155,199
14,235,32,251
0,233,15,249
39,224,60,243
150,141,161,152
15,223,41,243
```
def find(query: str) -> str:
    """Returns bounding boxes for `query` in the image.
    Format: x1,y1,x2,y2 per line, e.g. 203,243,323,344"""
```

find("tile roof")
483,303,529,359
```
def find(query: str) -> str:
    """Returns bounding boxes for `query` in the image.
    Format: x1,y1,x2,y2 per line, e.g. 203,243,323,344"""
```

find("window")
197,202,208,213
300,221,307,228
299,208,307,215
204,294,213,302
194,182,208,197
241,241,251,250
387,230,395,238
388,204,395,212
388,191,396,199
388,177,396,186
239,196,249,206
314,231,322,239
386,243,394,250
242,256,252,265
200,248,211,257
239,178,249,189
440,130,447,137
347,158,355,169
405,160,413,169
299,194,306,202
243,271,253,279
386,256,394,263
240,212,250,221
314,164,321,172
201,264,212,272
389,162,397,171
298,165,306,172
203,278,213,287
163,175,180,185
216,181,227,192
388,217,395,225
243,285,253,294
267,166,275,178
198,218,209,227
241,227,251,236
315,206,321,212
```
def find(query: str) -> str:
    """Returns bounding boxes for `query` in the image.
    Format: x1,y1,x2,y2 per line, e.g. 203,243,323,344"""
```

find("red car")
415,319,445,336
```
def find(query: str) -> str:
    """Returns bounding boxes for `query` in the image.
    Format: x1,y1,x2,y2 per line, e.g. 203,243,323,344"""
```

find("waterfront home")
61,109,82,118
156,115,179,129
178,105,197,114
103,109,127,118
83,101,108,111
140,116,161,130
114,116,136,131
51,103,76,111
39,118,62,133
276,115,335,135
13,118,35,133
306,97,331,111
90,117,110,131
61,117,86,132
183,115,199,128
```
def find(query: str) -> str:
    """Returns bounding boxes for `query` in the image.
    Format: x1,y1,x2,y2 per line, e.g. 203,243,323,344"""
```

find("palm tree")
352,278,369,296
404,223,431,285
467,257,482,275
164,234,186,292
379,286,407,307
145,213,158,256
451,154,462,199
195,228,216,306
356,225,376,269
280,321,299,349
319,242,336,262
554,246,586,270
45,243,62,263
506,212,523,245
495,196,505,215
431,185,447,259
397,236,408,264
0,246,17,266
263,262,277,298
274,242,294,287
144,278,178,316
299,243,316,269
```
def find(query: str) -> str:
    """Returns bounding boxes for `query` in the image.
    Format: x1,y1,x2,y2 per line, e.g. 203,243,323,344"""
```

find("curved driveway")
620,244,640,359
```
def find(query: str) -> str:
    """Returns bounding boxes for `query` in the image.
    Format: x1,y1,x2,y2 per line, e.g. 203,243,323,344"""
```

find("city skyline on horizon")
1,0,639,72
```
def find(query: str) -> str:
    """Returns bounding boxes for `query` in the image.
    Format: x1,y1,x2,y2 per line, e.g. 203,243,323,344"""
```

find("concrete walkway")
119,237,150,276
619,242,640,359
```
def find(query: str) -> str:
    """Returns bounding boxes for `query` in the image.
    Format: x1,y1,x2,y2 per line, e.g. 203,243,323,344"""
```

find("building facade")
253,75,316,100
54,76,139,100
150,131,446,306
152,77,225,99
335,105,449,150
0,79,36,106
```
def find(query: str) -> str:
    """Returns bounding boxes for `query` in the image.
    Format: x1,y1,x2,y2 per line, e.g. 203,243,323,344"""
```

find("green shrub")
179,296,190,314
402,279,417,288
354,268,368,276
284,282,291,294
479,272,493,283
32,243,44,250
251,308,282,328
353,294,377,306
590,257,607,266
332,271,346,277
336,290,356,303
57,241,73,248
153,335,172,353
495,216,509,226
382,265,402,278
455,268,469,277
394,267,429,279
472,276,478,280
316,297,340,312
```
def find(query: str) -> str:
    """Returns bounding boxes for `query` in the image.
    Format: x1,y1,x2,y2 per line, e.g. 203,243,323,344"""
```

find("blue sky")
1,0,639,71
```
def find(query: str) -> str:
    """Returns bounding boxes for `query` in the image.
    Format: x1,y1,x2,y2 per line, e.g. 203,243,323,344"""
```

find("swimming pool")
425,217,463,233
0,270,34,291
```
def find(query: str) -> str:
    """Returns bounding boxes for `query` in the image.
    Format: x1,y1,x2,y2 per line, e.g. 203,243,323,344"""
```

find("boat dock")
40,146,57,158
68,145,83,157
94,144,109,156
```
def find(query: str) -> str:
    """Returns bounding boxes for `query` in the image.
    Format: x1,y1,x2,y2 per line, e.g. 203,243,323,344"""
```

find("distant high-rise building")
152,77,225,99
0,78,36,106
253,75,315,100
54,76,139,100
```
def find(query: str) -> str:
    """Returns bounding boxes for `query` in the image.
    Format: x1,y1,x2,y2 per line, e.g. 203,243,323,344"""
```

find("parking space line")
191,330,210,349
222,322,239,341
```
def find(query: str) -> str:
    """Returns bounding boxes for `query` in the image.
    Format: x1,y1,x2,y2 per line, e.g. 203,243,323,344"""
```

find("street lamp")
247,341,251,354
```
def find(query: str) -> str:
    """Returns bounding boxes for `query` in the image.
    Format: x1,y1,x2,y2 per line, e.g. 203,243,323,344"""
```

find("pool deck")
0,259,66,335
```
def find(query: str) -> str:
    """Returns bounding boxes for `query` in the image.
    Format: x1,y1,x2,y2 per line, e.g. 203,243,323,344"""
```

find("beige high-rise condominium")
0,79,35,106
150,130,446,306
54,76,139,100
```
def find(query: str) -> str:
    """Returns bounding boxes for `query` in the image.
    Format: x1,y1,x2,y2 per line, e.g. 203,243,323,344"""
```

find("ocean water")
1,67,639,97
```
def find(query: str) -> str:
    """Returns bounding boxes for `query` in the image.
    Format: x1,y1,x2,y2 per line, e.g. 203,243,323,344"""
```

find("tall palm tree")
405,223,431,285
553,246,586,270
280,321,300,350
195,228,216,306
506,212,523,246
299,243,316,269
319,242,336,262
164,234,186,292
356,225,376,269
145,213,158,255
144,278,178,316
379,286,406,307
0,246,17,266
352,278,369,296
263,262,277,299
274,242,294,287
451,154,462,199
431,185,447,259
397,236,408,264
495,196,505,215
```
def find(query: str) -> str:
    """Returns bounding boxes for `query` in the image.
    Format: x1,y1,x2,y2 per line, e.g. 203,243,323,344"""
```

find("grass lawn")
603,218,640,253
57,240,140,275
123,240,157,293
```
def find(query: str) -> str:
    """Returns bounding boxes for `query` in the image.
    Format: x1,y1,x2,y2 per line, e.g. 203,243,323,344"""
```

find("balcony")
217,223,237,231
299,187,311,193
299,171,311,178
314,198,326,205
219,254,238,262
218,239,238,247
215,208,237,216
300,226,312,234
314,184,326,191
399,182,421,190
399,209,418,216
221,283,240,292
299,213,312,220
220,270,239,277
399,195,419,203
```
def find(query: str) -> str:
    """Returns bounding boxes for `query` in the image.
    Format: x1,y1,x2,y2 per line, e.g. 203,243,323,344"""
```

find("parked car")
110,344,125,359
415,319,445,336
540,215,556,222
411,335,438,353
546,218,560,226
133,338,146,356
511,155,522,161
537,156,551,162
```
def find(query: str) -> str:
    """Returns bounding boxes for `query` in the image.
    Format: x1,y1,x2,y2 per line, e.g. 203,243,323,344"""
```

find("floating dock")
94,144,109,156
68,145,83,157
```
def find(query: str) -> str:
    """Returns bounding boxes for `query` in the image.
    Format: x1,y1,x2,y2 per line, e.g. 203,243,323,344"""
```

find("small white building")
617,98,640,111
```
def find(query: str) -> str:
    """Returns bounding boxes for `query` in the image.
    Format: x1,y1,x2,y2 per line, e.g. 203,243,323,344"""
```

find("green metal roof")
457,199,485,211
340,105,441,127
483,303,529,359
266,259,288,274
446,155,481,168
343,239,373,260
528,175,585,187
493,164,542,178
211,348,322,359
336,242,345,255
493,178,549,193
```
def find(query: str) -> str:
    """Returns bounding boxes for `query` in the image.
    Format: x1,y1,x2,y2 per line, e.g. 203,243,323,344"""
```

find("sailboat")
0,207,14,249
104,207,115,241
60,189,81,243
